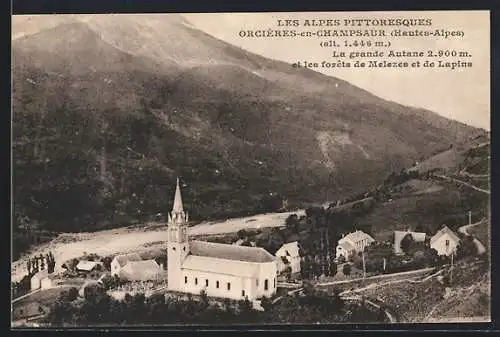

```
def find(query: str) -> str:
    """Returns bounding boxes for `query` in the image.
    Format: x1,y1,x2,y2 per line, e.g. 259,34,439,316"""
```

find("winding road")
458,221,487,255
434,174,490,195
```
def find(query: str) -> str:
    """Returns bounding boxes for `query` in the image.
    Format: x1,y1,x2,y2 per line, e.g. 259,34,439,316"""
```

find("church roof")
189,240,275,263
182,255,261,278
172,177,184,213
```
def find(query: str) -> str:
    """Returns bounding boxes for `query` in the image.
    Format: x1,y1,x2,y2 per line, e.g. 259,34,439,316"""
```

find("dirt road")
458,221,487,255
434,174,490,195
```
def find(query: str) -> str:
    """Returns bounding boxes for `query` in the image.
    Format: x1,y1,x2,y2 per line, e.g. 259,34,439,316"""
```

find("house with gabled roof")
118,260,162,282
166,178,277,301
335,230,374,259
111,253,142,277
430,226,461,256
275,241,301,274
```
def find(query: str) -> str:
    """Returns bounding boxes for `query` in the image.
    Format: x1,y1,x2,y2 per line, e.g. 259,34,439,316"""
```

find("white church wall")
182,270,254,300
256,261,277,299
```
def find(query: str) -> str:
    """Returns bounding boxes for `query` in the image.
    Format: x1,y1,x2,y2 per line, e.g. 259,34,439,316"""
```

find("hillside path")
458,221,487,255
434,174,490,195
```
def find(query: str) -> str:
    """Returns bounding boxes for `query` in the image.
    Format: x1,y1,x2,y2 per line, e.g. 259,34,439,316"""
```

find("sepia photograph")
11,11,491,327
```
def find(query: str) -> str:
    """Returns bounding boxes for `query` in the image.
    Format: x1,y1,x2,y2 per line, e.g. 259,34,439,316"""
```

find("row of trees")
26,252,56,277
46,282,384,325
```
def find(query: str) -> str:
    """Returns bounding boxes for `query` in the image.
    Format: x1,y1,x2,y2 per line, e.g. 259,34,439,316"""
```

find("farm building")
30,270,50,291
167,178,277,301
12,302,50,322
393,230,427,254
275,241,301,274
335,230,374,259
76,260,103,272
111,253,142,276
430,226,461,256
118,260,162,282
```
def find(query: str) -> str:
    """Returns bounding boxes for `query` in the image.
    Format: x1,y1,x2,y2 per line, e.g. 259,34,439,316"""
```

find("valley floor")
11,210,304,282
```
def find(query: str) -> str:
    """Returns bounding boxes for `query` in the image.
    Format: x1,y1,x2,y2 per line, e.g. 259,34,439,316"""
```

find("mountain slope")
12,14,482,233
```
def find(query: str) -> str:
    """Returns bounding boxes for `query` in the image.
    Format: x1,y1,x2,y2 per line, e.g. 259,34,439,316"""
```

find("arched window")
264,279,269,290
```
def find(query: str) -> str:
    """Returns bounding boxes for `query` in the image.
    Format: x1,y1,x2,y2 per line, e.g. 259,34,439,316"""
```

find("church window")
195,278,198,285
256,279,259,287
274,278,276,288
216,281,219,288
242,290,245,297
445,240,450,246
185,276,188,284
227,282,231,291
183,246,186,251
173,247,176,251
264,279,269,290
205,279,209,287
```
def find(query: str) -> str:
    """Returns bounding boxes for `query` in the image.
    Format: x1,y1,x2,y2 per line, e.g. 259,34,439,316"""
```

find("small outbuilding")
118,260,162,282
76,260,103,272
30,270,49,291
111,253,142,276
275,241,301,274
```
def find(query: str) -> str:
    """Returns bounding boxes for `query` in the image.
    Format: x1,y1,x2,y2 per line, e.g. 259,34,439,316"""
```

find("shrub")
343,264,352,276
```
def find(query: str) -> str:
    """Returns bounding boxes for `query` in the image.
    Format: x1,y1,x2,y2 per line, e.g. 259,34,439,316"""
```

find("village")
11,172,488,325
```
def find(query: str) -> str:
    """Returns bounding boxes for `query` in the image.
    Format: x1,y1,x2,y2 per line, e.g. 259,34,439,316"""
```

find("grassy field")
13,286,74,307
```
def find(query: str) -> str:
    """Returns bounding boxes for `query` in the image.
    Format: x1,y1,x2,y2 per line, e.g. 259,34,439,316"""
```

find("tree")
400,234,415,255
328,258,338,278
285,214,299,232
260,296,273,312
342,263,352,276
456,235,478,258
236,229,248,240
46,252,56,274
101,256,113,271
284,266,292,280
199,290,209,309
26,259,32,277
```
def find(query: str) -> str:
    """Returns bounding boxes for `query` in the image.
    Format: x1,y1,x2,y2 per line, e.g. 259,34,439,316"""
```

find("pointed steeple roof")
172,177,184,213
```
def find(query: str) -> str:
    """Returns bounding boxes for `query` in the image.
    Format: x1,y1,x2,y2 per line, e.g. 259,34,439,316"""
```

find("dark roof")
189,240,275,263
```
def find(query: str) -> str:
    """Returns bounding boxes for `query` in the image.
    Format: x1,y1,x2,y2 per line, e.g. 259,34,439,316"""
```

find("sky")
12,11,490,130
184,11,490,130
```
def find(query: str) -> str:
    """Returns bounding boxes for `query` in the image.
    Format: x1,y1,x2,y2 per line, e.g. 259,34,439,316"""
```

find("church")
166,178,277,301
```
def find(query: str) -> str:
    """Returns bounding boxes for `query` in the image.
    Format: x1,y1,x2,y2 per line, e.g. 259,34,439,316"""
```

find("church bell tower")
167,177,190,291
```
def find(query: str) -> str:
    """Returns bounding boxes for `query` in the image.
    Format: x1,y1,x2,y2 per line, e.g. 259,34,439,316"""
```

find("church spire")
172,177,184,213
169,177,187,225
